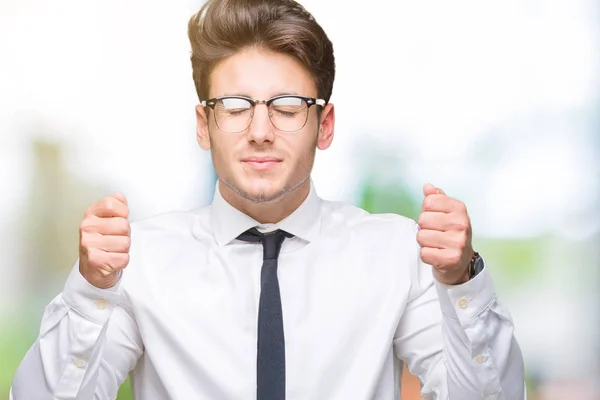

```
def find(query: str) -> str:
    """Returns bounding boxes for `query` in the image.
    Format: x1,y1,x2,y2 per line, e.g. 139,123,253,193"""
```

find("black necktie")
237,228,293,400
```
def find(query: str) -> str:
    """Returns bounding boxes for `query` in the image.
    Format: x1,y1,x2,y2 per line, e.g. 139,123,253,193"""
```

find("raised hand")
416,184,474,285
78,193,131,289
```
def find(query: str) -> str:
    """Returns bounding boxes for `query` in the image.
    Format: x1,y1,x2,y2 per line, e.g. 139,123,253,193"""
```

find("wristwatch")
468,252,484,279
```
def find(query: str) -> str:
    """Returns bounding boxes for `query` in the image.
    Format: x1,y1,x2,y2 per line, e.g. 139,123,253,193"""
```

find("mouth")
241,157,282,171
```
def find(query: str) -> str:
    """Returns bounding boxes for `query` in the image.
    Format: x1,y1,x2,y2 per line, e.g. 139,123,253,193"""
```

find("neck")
219,178,311,224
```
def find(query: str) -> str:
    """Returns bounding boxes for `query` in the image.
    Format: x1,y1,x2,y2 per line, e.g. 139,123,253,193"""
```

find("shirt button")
458,297,468,309
75,358,86,368
476,355,486,364
95,299,107,310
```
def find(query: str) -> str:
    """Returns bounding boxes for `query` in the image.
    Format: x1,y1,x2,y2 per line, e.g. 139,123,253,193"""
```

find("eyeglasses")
201,95,326,133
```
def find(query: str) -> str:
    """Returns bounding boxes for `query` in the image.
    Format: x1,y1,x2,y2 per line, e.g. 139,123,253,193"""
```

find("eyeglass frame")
200,94,327,133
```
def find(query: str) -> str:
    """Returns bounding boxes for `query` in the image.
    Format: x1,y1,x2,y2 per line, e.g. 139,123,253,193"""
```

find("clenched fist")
417,184,475,285
79,193,131,289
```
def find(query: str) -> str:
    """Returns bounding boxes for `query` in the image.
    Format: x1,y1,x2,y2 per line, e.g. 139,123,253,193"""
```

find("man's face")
196,47,334,203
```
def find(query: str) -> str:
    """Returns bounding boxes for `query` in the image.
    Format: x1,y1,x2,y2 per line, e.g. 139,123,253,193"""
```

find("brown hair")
187,0,335,103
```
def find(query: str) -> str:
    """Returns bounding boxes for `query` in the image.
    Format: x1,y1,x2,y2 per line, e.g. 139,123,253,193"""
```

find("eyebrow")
219,91,301,99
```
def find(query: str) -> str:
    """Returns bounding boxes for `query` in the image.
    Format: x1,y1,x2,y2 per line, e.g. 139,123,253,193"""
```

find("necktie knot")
237,228,293,260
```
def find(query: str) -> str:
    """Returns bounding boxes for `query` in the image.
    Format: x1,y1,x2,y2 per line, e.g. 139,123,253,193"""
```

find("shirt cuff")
434,259,496,326
62,261,122,325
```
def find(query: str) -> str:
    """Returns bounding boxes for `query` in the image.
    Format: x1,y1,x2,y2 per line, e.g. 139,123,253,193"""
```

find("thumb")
423,183,439,197
112,192,128,206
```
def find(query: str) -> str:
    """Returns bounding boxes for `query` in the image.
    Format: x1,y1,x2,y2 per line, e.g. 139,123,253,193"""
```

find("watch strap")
468,251,483,279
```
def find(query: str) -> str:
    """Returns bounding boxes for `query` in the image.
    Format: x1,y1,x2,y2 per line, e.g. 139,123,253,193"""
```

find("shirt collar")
205,179,322,246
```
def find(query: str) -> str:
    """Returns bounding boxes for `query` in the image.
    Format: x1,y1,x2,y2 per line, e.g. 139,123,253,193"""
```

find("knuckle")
420,247,433,264
79,218,95,234
113,252,130,269
451,217,469,232
456,238,466,252
86,248,102,265
416,230,425,245
122,236,131,251
449,232,462,247
102,197,114,211
80,232,97,251
107,219,119,234
449,251,462,265
119,218,131,235
423,197,433,210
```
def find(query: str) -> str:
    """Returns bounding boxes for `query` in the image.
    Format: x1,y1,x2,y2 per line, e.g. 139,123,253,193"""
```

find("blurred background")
1,0,599,399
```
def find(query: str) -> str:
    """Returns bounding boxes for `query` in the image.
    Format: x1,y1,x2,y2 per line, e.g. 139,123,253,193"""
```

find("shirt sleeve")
393,225,525,400
11,261,143,400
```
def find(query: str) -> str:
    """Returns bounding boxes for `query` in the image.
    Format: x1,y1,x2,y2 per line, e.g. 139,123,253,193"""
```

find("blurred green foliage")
360,178,422,221
117,377,133,399
0,322,35,398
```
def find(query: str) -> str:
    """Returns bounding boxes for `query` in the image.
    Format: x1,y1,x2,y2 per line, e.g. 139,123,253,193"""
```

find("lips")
241,157,282,171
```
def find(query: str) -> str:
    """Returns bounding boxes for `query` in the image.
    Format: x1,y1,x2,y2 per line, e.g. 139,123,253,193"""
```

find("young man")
12,0,525,398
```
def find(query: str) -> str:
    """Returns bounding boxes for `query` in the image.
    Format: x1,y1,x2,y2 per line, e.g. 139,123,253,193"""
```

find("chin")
243,179,288,203
221,176,287,204
220,168,310,204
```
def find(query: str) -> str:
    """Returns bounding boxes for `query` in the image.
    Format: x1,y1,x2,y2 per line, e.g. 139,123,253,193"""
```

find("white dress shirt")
11,180,525,399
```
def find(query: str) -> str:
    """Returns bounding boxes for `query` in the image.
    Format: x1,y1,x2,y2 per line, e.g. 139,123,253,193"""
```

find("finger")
87,248,130,271
420,247,463,269
107,251,130,270
436,187,446,195
80,217,130,236
423,183,438,197
420,247,443,268
417,211,448,231
418,211,470,232
418,228,468,250
95,217,130,236
422,194,465,213
82,233,130,253
97,235,131,253
417,229,443,249
112,192,128,206
89,196,129,218
416,229,454,249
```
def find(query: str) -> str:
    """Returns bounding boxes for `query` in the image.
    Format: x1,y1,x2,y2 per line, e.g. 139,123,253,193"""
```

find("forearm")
436,266,525,399
11,264,126,399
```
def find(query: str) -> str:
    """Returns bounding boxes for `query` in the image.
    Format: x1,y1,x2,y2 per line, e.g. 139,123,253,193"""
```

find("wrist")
79,264,121,289
454,266,471,285
449,250,478,285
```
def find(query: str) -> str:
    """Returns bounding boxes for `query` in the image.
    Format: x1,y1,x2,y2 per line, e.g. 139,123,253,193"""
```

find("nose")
246,103,275,145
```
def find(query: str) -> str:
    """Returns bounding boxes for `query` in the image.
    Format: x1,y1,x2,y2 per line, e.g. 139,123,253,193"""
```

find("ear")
317,103,335,150
196,104,211,150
